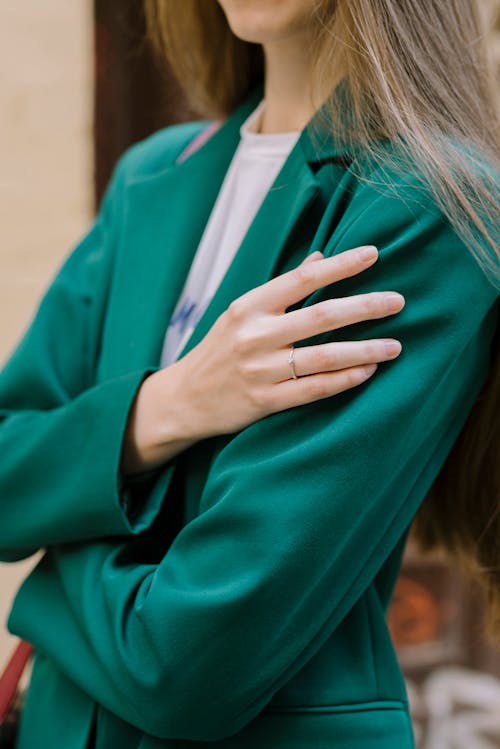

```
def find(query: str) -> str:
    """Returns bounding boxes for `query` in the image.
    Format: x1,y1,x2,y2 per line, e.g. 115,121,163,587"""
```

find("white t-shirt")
160,100,301,367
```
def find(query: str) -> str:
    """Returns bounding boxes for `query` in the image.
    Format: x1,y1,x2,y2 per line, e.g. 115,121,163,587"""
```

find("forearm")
0,369,176,559
11,324,492,741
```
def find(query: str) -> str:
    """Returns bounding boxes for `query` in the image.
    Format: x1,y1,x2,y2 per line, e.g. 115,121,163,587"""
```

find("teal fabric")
3,81,499,748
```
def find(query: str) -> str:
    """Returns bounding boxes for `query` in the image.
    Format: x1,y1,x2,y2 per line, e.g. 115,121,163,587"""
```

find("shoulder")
103,119,211,199
118,120,211,181
322,142,500,304
339,135,499,221
88,120,211,268
95,119,211,220
332,137,498,278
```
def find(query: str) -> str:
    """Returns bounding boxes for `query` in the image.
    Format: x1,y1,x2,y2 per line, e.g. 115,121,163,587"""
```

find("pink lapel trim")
175,120,224,164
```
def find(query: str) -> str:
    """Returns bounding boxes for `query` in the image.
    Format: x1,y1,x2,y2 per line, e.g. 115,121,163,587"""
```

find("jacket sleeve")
8,184,499,740
0,151,175,562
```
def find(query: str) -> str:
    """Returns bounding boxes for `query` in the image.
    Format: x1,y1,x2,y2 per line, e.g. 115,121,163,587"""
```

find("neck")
259,35,335,135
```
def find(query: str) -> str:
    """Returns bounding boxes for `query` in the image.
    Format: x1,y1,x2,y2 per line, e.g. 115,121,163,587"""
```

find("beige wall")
0,2,92,668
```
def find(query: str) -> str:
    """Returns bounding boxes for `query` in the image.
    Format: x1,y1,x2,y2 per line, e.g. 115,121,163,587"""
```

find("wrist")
120,366,199,476
144,365,199,447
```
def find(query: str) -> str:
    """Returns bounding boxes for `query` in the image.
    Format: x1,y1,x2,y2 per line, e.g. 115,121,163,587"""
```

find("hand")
167,245,405,440
121,245,405,474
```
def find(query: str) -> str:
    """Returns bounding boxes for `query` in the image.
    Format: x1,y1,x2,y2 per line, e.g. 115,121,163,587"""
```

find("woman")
2,0,499,747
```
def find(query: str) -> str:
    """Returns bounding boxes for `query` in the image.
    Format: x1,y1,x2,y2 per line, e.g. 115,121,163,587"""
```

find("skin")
216,0,329,133
120,1,405,475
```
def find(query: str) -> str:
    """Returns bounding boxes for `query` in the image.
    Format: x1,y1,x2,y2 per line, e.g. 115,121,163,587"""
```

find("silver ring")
288,344,298,379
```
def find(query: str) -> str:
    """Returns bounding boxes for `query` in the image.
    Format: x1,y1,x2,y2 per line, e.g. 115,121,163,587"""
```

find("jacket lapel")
108,80,348,377
176,145,321,361
107,86,261,375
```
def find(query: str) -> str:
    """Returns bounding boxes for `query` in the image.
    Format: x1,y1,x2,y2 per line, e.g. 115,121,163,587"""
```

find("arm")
0,153,177,561
8,185,499,739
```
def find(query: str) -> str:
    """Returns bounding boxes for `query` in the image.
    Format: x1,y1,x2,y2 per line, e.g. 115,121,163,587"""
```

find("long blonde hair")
144,0,500,641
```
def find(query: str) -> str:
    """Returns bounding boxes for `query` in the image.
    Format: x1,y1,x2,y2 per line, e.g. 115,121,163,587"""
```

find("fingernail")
359,246,378,261
384,293,405,311
364,363,378,376
384,340,402,357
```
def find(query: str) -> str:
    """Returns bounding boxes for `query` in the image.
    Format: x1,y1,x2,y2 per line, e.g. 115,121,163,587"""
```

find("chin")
216,0,320,44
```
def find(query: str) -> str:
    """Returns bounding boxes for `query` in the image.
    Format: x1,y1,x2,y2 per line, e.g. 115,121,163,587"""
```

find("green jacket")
3,81,499,749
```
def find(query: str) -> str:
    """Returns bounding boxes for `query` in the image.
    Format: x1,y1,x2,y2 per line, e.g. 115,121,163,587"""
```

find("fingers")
270,338,402,380
268,365,380,412
300,250,324,265
269,291,405,346
246,245,379,313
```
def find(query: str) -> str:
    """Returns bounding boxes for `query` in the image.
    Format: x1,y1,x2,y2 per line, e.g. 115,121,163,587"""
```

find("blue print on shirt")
170,298,196,328
168,296,203,334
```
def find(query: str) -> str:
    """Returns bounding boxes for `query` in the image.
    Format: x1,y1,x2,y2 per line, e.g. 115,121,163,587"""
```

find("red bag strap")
0,640,33,723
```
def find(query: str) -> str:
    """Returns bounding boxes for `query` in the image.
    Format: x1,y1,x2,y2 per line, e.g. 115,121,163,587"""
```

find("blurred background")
0,2,499,747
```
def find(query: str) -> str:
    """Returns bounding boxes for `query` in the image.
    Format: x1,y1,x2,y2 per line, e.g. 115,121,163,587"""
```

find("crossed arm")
8,184,499,741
